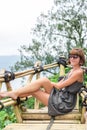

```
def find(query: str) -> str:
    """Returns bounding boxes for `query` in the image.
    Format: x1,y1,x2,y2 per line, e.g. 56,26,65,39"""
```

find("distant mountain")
0,55,20,70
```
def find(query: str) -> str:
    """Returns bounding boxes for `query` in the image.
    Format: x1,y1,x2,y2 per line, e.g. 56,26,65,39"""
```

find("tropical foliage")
11,0,87,71
0,107,16,130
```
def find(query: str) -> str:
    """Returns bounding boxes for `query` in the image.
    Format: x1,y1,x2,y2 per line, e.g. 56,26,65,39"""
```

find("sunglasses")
69,55,79,59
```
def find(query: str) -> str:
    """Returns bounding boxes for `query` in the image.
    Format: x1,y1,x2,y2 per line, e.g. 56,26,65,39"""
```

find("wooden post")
34,72,40,109
5,81,23,123
81,107,86,123
80,89,87,124
0,82,2,91
19,74,34,112
0,69,23,123
75,95,79,110
5,82,12,91
13,105,23,123
26,74,34,84
59,64,65,76
0,69,5,90
34,61,41,109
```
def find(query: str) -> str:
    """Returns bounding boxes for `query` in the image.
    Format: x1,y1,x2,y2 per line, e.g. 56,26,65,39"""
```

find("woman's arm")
51,69,83,89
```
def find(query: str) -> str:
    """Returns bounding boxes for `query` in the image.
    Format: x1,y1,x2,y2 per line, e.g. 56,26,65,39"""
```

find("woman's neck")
69,66,81,76
71,65,81,71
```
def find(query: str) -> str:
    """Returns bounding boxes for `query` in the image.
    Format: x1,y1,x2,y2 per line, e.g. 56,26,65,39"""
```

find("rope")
4,70,15,82
46,116,55,130
16,97,28,105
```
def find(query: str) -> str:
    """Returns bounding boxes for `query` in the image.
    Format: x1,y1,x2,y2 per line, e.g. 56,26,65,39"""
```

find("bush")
0,107,16,130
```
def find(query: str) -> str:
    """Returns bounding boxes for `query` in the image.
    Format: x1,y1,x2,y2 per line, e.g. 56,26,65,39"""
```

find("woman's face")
69,54,80,66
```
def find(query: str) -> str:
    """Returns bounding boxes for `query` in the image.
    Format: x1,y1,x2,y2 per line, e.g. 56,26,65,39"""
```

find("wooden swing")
0,58,87,130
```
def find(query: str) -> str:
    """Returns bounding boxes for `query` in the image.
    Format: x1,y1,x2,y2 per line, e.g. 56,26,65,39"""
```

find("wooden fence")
0,59,87,126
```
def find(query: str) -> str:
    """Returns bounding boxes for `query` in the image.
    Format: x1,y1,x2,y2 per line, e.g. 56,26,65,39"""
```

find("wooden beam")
3,123,85,130
21,109,81,121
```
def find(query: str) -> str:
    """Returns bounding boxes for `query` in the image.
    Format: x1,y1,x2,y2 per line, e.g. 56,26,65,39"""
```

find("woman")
0,48,85,115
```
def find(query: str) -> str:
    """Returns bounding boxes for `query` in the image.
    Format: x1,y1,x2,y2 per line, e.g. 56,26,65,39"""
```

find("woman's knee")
40,77,51,85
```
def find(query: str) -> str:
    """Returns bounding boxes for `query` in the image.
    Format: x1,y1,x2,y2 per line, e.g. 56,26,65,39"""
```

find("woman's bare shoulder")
69,68,83,79
73,68,83,82
75,68,83,75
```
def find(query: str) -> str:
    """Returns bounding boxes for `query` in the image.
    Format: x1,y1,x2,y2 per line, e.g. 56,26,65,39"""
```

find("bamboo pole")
4,79,23,123
59,64,65,76
0,63,87,79
26,74,34,85
0,82,2,91
0,62,59,82
80,91,87,124
0,69,5,90
5,80,23,123
0,97,31,110
34,71,40,109
5,82,12,91
19,73,34,112
0,61,86,82
81,107,86,124
34,61,41,109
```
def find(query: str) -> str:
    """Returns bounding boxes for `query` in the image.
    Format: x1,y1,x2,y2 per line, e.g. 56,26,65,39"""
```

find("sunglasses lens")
69,55,79,59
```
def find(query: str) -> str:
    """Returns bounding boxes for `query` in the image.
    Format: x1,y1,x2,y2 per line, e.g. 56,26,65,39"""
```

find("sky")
0,0,53,56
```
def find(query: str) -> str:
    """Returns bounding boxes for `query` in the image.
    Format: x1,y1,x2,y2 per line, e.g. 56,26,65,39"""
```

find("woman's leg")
32,90,50,106
13,90,49,106
0,77,53,100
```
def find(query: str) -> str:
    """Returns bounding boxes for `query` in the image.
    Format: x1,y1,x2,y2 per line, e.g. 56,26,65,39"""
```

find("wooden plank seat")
21,107,81,122
3,123,85,130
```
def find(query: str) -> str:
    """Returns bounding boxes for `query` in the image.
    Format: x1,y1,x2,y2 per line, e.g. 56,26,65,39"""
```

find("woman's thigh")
36,77,53,93
32,90,50,106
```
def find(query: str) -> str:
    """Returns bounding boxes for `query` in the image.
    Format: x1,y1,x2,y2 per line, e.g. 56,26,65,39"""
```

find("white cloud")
0,0,53,55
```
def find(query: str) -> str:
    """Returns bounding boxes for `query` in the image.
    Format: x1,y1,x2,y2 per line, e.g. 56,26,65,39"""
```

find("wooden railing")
0,60,87,124
0,61,60,123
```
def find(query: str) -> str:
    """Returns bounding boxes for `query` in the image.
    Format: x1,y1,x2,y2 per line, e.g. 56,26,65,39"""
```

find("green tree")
12,0,87,71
